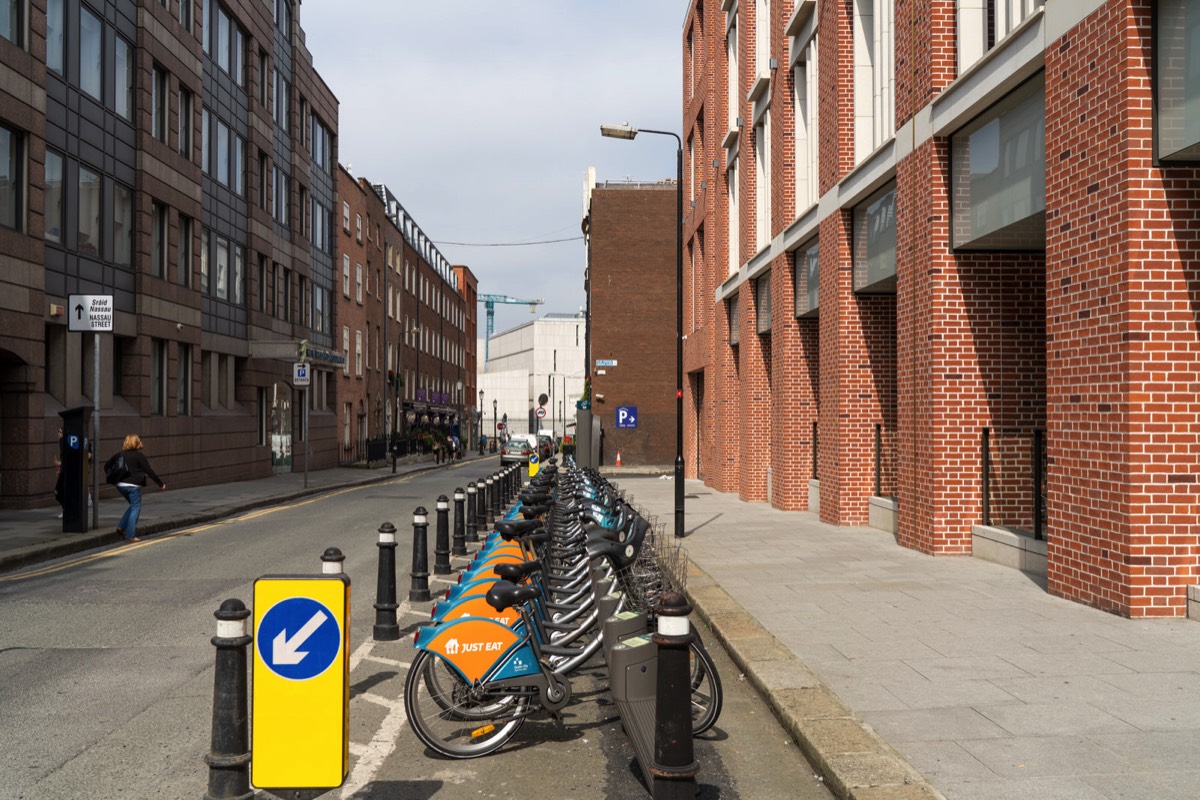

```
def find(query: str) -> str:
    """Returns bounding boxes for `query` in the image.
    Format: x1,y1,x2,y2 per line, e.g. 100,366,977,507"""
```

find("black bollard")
485,476,496,526
492,472,502,519
373,522,400,641
477,476,489,530
651,593,699,799
452,488,467,556
434,495,451,575
321,546,345,574
466,482,479,543
409,507,431,602
204,598,253,800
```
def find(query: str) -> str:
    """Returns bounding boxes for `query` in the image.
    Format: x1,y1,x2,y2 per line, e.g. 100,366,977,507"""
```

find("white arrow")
272,609,329,665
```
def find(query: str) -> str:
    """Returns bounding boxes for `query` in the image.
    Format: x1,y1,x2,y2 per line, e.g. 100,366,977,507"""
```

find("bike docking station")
249,550,351,798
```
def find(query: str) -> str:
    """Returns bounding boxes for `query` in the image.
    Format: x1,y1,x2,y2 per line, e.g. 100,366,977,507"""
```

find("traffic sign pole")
92,331,100,530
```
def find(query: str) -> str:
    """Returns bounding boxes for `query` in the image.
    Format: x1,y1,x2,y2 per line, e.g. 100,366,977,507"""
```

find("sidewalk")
616,476,1200,800
0,453,495,573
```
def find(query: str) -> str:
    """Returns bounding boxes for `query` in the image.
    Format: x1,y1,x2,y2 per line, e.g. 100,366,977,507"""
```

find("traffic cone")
616,449,623,467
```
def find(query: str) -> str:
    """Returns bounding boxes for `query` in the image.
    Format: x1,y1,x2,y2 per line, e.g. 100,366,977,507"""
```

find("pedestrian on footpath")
104,434,166,543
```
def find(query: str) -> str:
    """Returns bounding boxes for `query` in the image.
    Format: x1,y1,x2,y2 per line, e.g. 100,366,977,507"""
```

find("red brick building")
684,0,1200,617
583,178,677,467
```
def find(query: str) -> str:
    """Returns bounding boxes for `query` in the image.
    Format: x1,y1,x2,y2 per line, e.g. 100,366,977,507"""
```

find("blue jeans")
117,485,142,539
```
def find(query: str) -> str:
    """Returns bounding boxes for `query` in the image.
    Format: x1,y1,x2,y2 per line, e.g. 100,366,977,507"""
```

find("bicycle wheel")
404,650,528,759
689,637,723,735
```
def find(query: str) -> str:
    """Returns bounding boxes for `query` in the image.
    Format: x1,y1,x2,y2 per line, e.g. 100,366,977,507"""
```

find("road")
0,464,833,799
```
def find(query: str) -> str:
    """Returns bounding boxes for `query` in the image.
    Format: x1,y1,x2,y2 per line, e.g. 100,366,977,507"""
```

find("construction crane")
478,293,544,362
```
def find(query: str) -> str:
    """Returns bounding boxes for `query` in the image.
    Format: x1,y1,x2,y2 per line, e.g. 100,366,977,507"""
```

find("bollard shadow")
352,780,442,799
694,724,729,742
349,671,397,700
685,512,723,536
398,619,426,638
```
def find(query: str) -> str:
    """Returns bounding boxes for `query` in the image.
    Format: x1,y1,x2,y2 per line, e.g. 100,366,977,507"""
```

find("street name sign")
596,359,618,367
252,575,350,791
67,294,114,333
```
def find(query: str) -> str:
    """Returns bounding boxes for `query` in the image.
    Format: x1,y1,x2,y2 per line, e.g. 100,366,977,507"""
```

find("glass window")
44,150,63,242
795,240,819,318
201,107,209,174
756,272,772,334
233,27,244,86
176,344,191,415
179,89,192,157
180,0,192,31
728,296,740,346
0,125,20,231
152,67,167,141
233,244,244,304
257,149,267,208
116,38,134,121
151,201,166,276
200,227,209,291
216,7,229,72
1,0,21,45
78,166,101,254
1158,1,1200,160
852,183,897,293
150,339,166,415
277,0,290,34
47,0,64,73
258,50,268,106
343,254,350,295
114,185,133,266
233,134,244,194
215,235,229,299
79,7,103,101
216,119,229,185
951,74,1045,249
177,215,192,286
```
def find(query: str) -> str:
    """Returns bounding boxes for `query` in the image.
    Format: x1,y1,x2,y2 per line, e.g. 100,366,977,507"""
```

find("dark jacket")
109,449,164,488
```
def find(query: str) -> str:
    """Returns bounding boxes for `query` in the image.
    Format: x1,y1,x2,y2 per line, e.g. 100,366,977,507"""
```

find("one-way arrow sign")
256,595,341,680
272,609,329,665
67,294,114,333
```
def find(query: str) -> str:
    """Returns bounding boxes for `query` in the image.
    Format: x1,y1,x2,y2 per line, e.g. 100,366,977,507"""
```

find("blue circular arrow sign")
256,597,341,681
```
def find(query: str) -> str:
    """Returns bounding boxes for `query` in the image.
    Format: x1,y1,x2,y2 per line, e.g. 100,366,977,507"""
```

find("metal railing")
981,427,1045,540
339,435,391,467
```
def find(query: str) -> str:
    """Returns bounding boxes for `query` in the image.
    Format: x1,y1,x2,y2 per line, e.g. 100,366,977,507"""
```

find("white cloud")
301,1,684,334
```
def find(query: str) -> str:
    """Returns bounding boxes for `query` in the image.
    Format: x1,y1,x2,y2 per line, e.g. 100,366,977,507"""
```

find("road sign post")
252,576,350,792
68,294,113,530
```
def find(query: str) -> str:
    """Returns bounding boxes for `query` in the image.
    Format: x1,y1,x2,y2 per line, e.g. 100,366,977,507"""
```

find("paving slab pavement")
612,474,1200,800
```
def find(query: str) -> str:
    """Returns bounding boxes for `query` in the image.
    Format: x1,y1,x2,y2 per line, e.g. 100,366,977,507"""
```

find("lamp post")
493,399,498,450
478,389,485,453
600,122,685,539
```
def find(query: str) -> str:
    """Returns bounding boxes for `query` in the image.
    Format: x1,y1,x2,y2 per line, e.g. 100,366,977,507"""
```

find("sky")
301,2,686,338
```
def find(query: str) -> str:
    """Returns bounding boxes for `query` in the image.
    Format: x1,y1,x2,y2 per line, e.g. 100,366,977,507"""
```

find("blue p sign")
616,406,638,429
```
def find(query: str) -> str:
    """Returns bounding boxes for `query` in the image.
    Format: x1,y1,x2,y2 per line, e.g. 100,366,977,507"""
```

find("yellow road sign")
252,575,350,791
528,452,541,478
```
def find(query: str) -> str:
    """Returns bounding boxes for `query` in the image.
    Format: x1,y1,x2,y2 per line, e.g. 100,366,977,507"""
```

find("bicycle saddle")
493,560,542,581
494,519,543,540
519,490,552,505
486,580,540,612
521,503,552,519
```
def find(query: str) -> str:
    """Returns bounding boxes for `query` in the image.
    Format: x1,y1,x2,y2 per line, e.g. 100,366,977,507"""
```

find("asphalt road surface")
0,466,833,799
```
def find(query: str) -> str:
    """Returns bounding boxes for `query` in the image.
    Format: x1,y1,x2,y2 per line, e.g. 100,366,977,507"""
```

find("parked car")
536,433,554,461
499,434,536,464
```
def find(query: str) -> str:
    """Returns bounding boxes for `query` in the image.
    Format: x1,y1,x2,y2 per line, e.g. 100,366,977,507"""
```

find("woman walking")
104,434,166,542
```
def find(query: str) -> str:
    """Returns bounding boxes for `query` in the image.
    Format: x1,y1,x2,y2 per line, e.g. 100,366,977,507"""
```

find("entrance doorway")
270,381,292,473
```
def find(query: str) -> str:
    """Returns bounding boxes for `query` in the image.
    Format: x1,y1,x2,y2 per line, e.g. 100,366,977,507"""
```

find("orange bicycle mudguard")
422,616,522,684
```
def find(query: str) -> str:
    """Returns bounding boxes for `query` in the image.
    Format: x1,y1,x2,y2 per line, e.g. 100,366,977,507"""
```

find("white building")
477,313,587,441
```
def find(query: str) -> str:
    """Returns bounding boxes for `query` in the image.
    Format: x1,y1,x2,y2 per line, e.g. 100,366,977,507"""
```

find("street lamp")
479,390,485,454
600,122,685,539
493,399,498,451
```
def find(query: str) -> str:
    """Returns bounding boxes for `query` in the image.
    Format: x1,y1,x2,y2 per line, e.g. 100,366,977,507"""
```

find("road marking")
360,692,397,709
363,654,411,669
340,672,409,799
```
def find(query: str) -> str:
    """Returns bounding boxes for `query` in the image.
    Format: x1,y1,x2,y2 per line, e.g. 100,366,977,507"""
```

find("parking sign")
616,406,638,429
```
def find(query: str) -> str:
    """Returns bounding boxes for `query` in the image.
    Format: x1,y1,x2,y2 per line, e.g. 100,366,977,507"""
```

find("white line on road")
363,654,412,669
340,681,409,799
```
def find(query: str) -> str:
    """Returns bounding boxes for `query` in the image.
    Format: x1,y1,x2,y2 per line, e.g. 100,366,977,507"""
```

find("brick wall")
589,186,678,466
